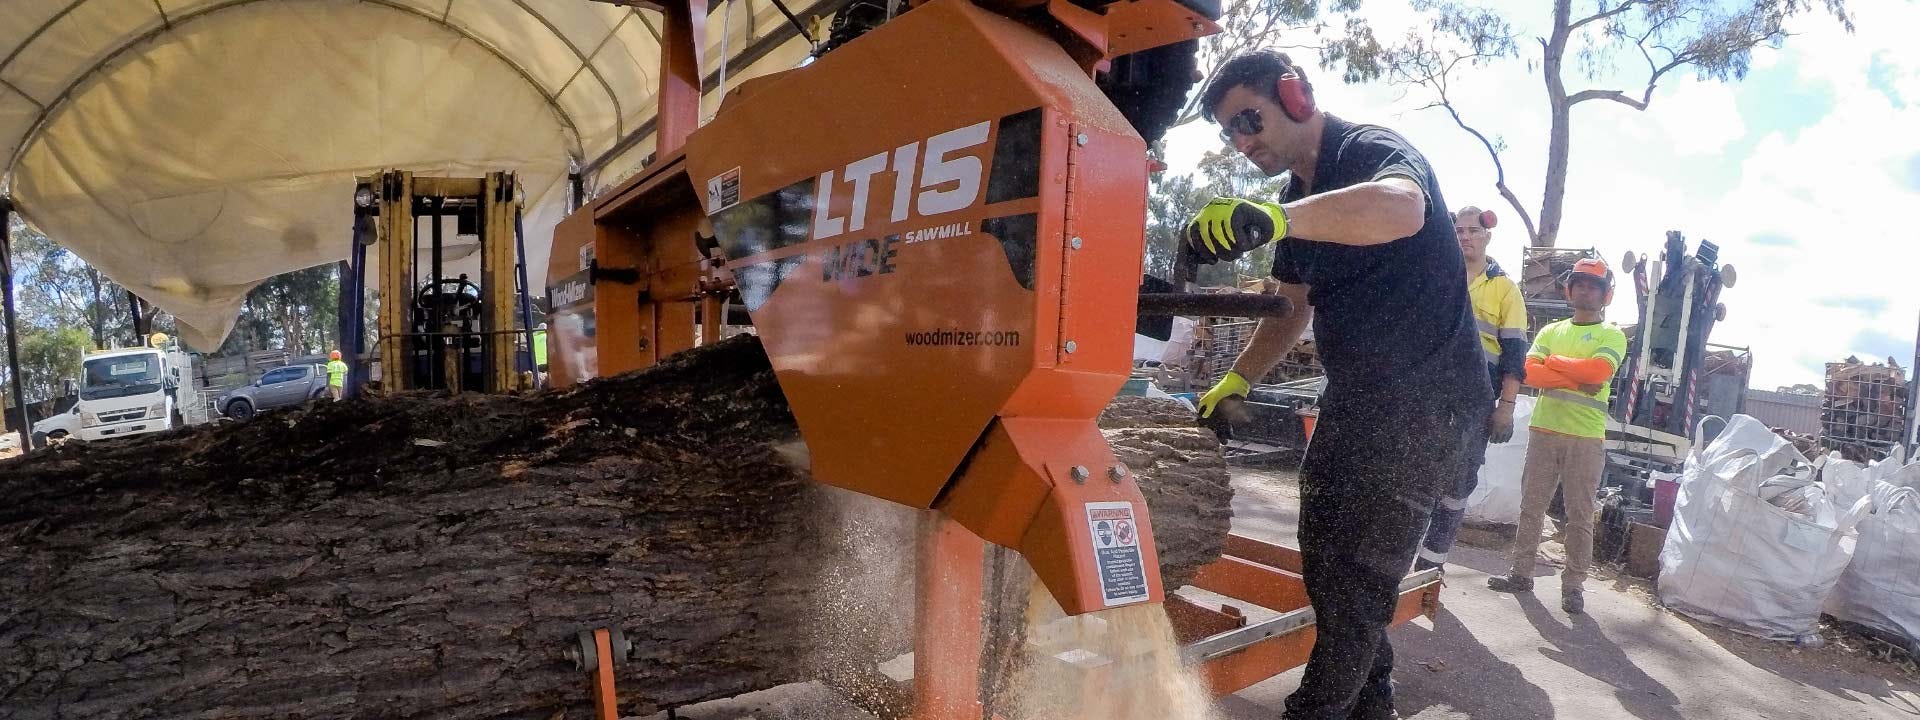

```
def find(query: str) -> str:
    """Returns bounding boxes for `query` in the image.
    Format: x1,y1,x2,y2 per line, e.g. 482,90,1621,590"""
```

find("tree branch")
1428,84,1539,244
1568,0,1655,33
1567,88,1646,109
1568,45,1696,111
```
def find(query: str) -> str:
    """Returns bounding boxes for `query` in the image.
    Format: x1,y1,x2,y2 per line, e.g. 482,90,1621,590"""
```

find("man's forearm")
1546,354,1616,384
1281,178,1425,247
1499,376,1521,403
1524,357,1577,390
1231,306,1313,382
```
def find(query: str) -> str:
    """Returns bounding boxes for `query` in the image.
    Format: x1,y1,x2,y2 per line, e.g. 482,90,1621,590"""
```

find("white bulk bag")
1824,455,1920,653
1464,395,1537,526
1657,415,1873,641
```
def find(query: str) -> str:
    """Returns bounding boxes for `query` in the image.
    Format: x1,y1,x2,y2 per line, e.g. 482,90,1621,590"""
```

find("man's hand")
1198,371,1252,419
1488,402,1515,444
1186,197,1289,263
1578,383,1604,395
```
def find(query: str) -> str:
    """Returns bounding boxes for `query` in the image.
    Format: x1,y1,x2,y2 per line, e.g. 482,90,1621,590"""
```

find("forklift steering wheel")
413,278,483,320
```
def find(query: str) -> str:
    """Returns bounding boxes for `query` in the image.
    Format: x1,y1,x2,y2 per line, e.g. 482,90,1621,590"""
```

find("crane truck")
71,333,211,442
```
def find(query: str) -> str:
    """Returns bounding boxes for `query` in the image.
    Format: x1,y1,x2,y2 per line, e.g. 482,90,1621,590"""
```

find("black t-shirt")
1270,115,1491,415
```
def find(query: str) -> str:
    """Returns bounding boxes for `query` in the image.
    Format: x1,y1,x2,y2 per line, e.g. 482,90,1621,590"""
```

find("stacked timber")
1823,356,1910,460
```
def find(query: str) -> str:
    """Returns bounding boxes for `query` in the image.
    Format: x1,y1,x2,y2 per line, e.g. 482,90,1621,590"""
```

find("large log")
0,336,1231,720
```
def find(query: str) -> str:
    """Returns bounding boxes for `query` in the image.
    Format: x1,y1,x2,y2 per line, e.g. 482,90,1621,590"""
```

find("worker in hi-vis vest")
1487,258,1627,615
327,350,348,401
1415,205,1529,572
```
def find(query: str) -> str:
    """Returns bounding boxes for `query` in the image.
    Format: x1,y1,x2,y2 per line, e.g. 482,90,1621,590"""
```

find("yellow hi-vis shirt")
1468,259,1529,373
327,359,348,387
1528,319,1628,439
533,329,548,366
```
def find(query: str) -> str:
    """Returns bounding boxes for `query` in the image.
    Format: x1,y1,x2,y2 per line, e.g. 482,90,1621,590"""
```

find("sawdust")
800,487,919,717
1006,579,1215,720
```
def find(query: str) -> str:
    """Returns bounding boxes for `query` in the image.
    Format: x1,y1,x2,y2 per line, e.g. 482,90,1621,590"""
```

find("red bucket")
1653,477,1680,528
1297,408,1319,442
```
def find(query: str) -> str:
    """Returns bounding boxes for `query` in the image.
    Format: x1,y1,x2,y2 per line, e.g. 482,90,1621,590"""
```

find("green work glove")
1186,197,1289,263
1198,371,1252,419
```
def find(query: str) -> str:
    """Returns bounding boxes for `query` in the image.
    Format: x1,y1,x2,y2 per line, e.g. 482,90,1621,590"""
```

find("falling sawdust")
1006,578,1216,720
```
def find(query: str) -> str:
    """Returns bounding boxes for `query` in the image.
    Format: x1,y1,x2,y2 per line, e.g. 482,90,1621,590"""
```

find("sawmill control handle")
1137,293,1294,319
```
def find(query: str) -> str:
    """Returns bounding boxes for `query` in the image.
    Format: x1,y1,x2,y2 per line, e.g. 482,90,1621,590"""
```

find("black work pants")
1283,403,1473,719
1417,410,1492,570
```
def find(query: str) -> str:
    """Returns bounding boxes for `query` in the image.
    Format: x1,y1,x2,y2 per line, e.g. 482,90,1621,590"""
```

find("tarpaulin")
2,0,831,349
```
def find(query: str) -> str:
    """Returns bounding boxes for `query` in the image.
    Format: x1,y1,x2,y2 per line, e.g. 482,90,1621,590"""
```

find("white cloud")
1651,80,1747,155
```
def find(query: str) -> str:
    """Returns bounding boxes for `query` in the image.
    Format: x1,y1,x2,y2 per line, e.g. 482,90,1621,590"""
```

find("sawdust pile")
1008,579,1216,720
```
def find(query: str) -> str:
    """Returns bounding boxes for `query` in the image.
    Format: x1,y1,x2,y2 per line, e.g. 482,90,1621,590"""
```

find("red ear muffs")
1277,72,1315,123
1479,209,1498,229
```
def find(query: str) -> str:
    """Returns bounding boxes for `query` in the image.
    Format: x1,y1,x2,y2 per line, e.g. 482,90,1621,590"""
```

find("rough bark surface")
1100,396,1234,591
0,340,1230,720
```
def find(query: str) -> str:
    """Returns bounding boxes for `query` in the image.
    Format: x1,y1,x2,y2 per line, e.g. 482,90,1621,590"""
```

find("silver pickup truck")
217,364,329,420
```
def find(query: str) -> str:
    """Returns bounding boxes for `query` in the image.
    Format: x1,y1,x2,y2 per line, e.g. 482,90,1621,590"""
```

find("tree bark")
0,337,1232,720
1536,0,1577,249
87,269,107,348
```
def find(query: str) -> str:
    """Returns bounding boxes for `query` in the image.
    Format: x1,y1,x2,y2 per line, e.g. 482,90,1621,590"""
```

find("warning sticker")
706,167,742,214
578,241,596,272
1085,501,1149,606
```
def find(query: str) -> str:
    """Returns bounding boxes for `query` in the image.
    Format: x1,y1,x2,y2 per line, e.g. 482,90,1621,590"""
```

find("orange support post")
590,628,619,720
658,0,707,156
913,513,987,720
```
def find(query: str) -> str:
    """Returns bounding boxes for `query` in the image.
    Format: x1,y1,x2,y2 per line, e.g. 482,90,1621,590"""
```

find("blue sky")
1162,0,1918,390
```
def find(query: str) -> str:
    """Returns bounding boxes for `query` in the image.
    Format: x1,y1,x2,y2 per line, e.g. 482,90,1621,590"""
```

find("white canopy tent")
1,0,837,350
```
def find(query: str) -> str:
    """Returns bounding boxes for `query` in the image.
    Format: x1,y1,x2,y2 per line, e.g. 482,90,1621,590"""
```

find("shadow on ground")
1394,607,1557,720
1606,574,1920,719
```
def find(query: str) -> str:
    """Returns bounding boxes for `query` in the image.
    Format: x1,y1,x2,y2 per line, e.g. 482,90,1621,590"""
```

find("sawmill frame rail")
1172,533,1442,696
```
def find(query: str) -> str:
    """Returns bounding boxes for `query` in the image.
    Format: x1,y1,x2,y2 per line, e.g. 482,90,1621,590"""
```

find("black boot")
1486,574,1534,593
1563,588,1585,614
1349,677,1398,719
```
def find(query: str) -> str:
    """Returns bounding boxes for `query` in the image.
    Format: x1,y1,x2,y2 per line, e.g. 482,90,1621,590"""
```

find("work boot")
1348,699,1400,720
1349,679,1397,719
1486,574,1534,593
1563,588,1586,614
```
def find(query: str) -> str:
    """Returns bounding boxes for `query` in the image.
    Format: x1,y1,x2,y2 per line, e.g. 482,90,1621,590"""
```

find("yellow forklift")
341,171,537,395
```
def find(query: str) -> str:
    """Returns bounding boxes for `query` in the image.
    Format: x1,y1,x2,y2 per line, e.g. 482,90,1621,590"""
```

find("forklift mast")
342,171,538,395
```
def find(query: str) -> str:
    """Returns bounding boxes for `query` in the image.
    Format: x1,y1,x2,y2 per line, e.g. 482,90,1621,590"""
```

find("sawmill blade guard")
547,0,1217,616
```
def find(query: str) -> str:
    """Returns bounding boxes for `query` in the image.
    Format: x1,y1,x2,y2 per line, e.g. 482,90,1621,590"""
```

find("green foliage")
1178,1,1382,126
5,215,172,407
215,265,341,357
15,327,90,402
1350,0,1853,246
7,214,156,347
4,214,339,407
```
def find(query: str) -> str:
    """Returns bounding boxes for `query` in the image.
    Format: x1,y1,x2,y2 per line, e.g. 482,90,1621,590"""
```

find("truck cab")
74,337,209,442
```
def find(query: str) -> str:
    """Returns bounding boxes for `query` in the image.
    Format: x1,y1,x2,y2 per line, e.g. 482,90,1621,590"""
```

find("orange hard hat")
1564,257,1614,302
330,350,342,360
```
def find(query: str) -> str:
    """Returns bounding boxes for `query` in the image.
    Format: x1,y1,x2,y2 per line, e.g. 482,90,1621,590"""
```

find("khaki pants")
329,385,343,401
1509,429,1606,586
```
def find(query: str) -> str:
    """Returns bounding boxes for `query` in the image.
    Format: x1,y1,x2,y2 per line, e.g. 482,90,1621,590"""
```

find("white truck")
74,337,211,442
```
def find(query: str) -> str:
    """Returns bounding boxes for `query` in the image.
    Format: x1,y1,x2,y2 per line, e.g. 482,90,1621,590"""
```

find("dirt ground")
1221,468,1920,720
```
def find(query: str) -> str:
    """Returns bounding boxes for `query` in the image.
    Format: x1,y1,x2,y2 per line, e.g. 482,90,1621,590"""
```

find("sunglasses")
1218,108,1264,143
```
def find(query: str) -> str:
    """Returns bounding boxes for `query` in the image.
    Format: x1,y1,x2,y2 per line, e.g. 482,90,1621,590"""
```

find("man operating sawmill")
1185,50,1492,719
